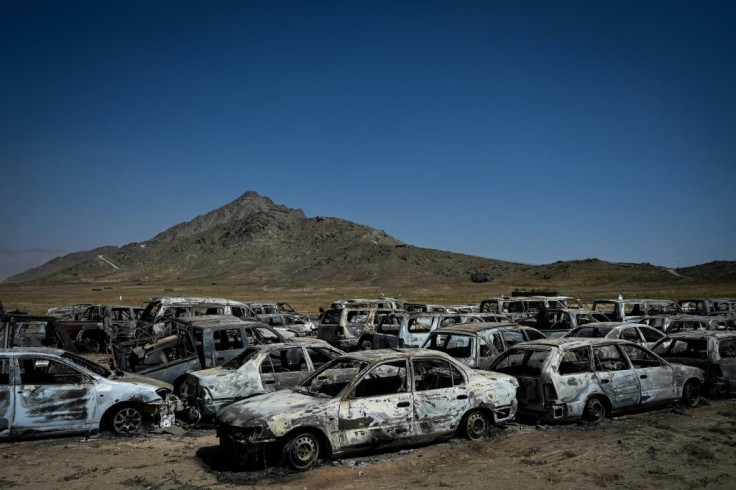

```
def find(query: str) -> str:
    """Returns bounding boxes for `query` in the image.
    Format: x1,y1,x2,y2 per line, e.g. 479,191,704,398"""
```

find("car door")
212,327,247,366
619,343,676,404
259,347,310,392
403,317,434,348
12,356,97,434
373,315,401,349
0,357,13,436
411,358,469,437
338,359,413,449
717,338,736,391
592,345,641,409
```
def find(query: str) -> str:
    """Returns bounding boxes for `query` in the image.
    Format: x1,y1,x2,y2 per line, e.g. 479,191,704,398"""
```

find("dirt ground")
1,397,735,489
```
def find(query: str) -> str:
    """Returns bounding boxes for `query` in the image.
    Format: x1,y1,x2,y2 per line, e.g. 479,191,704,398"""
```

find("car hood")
109,372,173,391
217,389,328,427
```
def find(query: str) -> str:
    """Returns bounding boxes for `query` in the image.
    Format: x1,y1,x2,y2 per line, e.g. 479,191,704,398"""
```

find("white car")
183,339,342,421
0,348,177,439
489,338,703,424
216,349,518,470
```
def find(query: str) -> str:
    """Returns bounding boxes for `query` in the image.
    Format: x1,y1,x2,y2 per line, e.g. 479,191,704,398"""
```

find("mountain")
4,191,735,291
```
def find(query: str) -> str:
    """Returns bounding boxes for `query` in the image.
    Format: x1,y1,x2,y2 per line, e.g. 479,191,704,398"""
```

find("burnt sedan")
0,348,178,439
652,332,736,396
488,338,703,424
183,339,343,421
216,349,518,470
421,322,546,369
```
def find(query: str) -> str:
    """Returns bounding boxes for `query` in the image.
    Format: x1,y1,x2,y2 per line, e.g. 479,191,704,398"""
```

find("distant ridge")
5,191,735,289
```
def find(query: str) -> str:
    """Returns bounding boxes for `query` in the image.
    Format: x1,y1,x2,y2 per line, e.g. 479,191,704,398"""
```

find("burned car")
652,332,736,396
317,307,383,350
591,299,679,323
489,338,703,424
134,297,258,341
421,322,546,369
216,349,518,470
371,312,487,349
112,315,285,392
519,308,609,338
257,313,316,337
563,322,666,347
0,348,177,438
183,339,343,421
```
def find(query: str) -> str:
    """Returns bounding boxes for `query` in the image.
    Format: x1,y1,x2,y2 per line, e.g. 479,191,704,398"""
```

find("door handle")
216,357,225,362
456,394,468,400
601,379,610,384
397,401,410,408
640,375,648,379
264,380,276,385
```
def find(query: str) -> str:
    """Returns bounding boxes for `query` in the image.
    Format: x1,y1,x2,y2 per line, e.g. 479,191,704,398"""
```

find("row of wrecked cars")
1,294,736,471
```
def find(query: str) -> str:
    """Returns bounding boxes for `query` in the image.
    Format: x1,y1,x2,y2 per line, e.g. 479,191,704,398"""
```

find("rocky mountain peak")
149,191,306,243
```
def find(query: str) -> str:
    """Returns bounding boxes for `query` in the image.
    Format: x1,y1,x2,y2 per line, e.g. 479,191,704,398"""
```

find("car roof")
0,347,65,356
432,322,520,334
175,314,264,328
666,331,736,340
339,348,456,363
508,338,637,350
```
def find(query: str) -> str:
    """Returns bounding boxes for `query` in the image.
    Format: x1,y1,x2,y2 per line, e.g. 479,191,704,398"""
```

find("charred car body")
421,323,547,369
489,338,703,423
134,297,258,342
519,308,609,338
183,339,343,421
591,299,679,323
653,332,736,396
111,315,285,391
563,322,666,348
57,304,142,353
216,349,518,470
0,348,177,439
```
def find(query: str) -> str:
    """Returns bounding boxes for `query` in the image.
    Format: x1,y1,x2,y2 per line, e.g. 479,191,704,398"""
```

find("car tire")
681,380,700,407
461,410,489,440
82,337,101,354
110,406,143,436
283,432,320,470
359,338,373,350
581,396,607,424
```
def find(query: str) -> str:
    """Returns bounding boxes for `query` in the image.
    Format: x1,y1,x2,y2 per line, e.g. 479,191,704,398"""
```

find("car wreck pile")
2,294,736,472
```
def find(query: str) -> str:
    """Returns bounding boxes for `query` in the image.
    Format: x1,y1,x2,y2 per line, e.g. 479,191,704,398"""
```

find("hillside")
5,191,736,292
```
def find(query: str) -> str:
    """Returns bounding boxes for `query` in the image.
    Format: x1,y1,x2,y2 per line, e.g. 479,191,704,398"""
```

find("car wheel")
359,338,373,350
681,380,700,407
283,432,320,470
83,337,101,353
111,406,143,436
582,396,607,424
461,410,489,440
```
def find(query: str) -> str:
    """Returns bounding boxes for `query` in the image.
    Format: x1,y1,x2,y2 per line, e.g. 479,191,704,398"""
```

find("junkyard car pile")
3,294,736,473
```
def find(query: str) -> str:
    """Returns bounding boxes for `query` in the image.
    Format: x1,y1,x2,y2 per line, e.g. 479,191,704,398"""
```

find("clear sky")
2,1,734,268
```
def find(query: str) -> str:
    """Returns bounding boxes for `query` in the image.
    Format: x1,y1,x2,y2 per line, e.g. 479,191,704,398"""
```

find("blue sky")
2,1,734,269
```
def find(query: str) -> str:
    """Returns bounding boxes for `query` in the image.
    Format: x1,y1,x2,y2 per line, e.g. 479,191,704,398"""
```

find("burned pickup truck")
56,304,142,353
111,315,285,393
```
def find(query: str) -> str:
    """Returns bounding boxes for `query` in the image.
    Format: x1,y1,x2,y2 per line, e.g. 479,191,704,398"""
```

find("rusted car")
519,308,609,338
316,307,384,350
421,323,546,369
371,312,488,349
112,315,285,392
591,299,679,322
183,339,343,421
563,322,666,347
257,313,316,336
216,349,518,470
489,338,703,424
652,332,736,396
0,348,177,438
